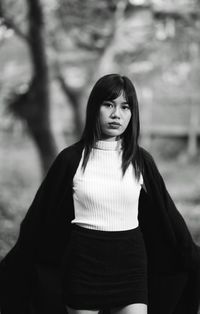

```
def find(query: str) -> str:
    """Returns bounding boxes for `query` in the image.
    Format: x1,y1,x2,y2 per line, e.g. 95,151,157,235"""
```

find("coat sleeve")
150,157,200,313
146,151,200,272
0,148,70,312
19,148,71,250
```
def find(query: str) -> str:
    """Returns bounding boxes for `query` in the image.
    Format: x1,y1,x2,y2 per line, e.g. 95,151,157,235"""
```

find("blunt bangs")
93,75,134,111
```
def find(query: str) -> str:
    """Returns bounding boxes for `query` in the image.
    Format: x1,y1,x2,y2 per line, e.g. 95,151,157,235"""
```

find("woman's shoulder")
54,139,84,163
60,139,84,154
43,140,84,179
138,145,157,167
138,146,162,183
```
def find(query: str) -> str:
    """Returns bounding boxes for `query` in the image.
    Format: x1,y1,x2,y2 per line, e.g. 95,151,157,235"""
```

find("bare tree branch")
52,51,84,137
94,0,129,78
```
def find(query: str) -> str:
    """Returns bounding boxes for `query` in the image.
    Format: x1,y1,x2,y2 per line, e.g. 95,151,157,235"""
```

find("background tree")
1,0,200,174
49,0,131,139
0,0,57,175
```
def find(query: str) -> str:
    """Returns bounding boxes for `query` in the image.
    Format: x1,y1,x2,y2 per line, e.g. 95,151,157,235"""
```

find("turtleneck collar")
93,139,122,151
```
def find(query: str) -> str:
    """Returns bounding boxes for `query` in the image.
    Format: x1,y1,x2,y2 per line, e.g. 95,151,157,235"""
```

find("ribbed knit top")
71,139,143,231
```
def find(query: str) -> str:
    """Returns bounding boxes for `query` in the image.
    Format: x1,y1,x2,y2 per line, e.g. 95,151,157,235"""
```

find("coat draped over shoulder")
0,140,200,314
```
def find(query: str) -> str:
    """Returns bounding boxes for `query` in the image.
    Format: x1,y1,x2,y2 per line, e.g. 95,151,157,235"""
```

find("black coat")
0,140,200,314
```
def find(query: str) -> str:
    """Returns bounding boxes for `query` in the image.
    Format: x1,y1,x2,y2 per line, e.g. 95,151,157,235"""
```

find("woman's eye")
103,102,113,108
122,105,130,110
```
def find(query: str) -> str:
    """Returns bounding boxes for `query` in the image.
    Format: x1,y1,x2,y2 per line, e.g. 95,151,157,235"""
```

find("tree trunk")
25,0,57,176
57,74,83,139
26,113,57,175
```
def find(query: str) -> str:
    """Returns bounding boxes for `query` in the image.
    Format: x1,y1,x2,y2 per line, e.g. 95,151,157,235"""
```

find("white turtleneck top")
71,140,143,231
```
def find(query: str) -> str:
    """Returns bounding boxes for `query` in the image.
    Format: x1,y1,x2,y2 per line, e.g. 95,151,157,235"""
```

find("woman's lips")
108,122,121,128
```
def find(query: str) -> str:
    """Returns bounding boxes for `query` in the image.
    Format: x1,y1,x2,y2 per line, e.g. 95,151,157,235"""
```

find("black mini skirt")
61,223,148,310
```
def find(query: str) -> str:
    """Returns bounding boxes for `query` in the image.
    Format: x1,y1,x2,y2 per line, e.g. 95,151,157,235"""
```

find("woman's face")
98,93,132,141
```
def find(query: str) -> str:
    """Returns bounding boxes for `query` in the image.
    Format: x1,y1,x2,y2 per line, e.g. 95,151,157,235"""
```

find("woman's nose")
111,106,120,117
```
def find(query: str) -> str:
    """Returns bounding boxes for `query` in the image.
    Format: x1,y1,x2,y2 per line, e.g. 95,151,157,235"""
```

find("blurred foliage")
0,0,200,150
1,0,200,87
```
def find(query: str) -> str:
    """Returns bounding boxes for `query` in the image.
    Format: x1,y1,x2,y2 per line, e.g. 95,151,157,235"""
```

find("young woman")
62,74,148,314
0,74,200,314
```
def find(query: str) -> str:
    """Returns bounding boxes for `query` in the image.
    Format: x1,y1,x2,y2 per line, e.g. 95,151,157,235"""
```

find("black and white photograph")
0,1,200,313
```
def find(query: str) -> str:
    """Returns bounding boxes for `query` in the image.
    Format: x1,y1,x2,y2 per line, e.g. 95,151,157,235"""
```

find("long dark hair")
80,73,143,180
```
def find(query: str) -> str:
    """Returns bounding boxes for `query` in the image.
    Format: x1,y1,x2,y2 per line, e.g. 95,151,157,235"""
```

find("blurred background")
0,0,200,267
